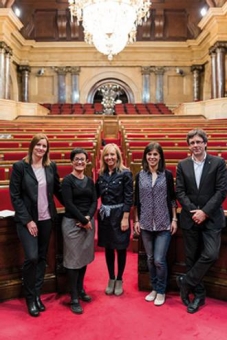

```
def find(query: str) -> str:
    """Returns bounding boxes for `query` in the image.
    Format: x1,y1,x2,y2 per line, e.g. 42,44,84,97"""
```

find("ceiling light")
68,0,151,60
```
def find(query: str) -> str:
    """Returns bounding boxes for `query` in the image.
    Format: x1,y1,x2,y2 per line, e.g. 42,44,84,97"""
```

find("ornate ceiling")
1,1,226,42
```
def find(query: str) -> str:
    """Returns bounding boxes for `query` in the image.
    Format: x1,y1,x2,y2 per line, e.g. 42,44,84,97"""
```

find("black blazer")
176,154,227,230
10,160,63,225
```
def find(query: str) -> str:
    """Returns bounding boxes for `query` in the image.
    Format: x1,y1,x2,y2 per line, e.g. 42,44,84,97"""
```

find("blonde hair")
99,143,127,174
24,133,51,166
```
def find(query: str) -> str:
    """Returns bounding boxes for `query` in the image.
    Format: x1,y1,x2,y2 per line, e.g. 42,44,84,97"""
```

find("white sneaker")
154,293,165,306
145,290,157,302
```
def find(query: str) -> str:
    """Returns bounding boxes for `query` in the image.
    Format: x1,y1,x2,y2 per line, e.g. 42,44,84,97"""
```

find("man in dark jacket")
176,129,227,313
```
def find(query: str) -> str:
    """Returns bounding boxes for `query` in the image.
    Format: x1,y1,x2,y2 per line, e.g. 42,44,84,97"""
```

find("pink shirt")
32,166,51,221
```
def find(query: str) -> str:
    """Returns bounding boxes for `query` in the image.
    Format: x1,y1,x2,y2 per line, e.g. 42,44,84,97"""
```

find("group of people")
9,128,227,317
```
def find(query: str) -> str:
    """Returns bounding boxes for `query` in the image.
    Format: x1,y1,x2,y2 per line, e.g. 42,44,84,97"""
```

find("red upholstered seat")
222,198,227,210
57,164,73,179
166,164,177,177
218,151,227,160
0,167,6,180
3,151,27,161
54,196,64,209
164,151,190,160
0,141,21,148
0,187,13,210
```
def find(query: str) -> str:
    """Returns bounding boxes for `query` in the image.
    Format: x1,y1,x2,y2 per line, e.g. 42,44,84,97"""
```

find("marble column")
216,46,226,98
70,67,81,103
210,51,217,99
54,67,68,103
191,65,204,101
4,47,12,100
18,65,31,102
151,67,165,103
209,42,227,99
0,42,6,99
141,67,152,103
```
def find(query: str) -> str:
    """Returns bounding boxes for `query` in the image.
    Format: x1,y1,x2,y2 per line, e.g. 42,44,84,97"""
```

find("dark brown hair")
142,142,166,172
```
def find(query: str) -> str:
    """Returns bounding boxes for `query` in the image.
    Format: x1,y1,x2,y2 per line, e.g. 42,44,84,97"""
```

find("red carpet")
1,251,227,340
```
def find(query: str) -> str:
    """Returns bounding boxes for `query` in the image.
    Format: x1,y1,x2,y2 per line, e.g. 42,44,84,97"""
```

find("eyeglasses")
73,157,86,163
189,141,204,146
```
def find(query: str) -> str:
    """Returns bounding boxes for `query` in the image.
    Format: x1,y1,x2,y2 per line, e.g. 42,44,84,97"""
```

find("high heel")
35,296,46,312
26,300,40,317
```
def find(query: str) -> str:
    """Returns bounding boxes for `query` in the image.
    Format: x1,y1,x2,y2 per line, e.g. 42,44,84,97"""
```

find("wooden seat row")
41,103,104,115
120,118,227,184
0,127,101,132
123,132,227,140
124,144,227,164
0,140,97,150
0,133,96,140
115,103,174,115
0,160,94,186
39,102,174,116
0,149,95,165
0,117,104,188
0,119,103,126
125,140,227,148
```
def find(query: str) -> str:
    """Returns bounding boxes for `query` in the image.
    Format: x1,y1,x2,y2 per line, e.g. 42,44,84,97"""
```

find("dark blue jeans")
141,229,171,294
17,219,52,302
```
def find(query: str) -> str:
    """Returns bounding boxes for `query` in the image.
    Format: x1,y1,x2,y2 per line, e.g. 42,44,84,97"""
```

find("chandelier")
68,0,151,60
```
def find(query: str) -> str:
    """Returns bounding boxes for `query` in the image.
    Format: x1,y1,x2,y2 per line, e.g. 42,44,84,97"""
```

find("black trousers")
182,225,221,298
17,219,52,302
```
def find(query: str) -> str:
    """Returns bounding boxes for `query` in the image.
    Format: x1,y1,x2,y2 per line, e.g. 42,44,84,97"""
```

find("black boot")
79,289,92,302
35,296,46,312
26,300,40,317
77,266,91,302
70,299,83,314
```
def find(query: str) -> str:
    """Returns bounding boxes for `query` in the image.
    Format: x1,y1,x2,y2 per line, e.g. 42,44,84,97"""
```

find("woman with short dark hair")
61,148,97,314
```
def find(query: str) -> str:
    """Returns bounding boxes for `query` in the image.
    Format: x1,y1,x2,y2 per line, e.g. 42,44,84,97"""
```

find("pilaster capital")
5,46,13,56
141,66,152,75
191,65,204,73
18,65,31,73
0,41,7,51
69,67,81,75
53,66,70,75
150,66,166,75
209,41,227,54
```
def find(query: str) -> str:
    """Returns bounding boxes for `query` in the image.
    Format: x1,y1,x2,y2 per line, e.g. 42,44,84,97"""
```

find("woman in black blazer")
10,133,63,317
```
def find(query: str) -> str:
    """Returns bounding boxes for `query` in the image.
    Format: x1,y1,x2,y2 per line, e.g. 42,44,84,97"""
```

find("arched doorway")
87,78,135,104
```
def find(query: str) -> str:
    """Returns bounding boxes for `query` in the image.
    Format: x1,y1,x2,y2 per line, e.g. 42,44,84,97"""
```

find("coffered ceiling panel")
11,1,210,42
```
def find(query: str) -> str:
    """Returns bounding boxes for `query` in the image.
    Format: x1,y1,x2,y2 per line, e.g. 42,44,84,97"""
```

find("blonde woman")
10,134,63,317
96,143,133,296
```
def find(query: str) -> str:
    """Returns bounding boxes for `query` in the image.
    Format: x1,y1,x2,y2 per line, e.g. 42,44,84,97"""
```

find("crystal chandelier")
68,0,151,60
